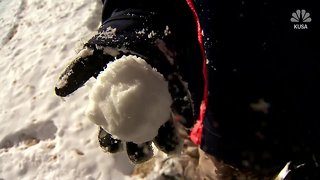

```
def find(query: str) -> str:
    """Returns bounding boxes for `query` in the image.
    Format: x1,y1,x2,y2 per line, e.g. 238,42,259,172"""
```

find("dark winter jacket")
197,1,320,177
100,0,320,177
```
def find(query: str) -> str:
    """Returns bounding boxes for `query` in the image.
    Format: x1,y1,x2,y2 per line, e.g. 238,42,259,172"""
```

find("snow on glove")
55,8,202,164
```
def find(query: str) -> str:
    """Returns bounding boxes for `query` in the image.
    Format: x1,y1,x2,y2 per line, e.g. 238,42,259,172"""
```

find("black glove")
55,7,203,163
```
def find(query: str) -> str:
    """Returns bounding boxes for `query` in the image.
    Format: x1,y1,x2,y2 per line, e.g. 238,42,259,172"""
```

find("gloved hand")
55,8,203,163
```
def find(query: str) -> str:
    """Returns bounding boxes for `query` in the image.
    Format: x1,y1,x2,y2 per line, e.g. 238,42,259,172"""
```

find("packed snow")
86,55,172,144
0,0,134,179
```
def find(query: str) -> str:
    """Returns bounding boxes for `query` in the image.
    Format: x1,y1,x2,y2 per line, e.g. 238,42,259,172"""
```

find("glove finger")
98,126,123,153
55,48,113,97
168,74,194,129
153,119,181,155
126,141,153,164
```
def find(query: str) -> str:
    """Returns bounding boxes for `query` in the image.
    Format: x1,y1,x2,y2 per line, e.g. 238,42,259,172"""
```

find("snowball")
86,55,172,144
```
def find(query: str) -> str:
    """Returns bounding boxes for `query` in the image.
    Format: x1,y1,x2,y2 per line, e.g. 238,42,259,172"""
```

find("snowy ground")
0,0,136,179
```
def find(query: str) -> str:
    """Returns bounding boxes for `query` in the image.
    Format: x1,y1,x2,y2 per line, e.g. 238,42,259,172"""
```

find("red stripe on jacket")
185,0,208,145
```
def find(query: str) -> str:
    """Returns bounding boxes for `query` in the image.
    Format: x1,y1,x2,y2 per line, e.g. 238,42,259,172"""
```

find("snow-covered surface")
87,55,172,144
0,0,136,179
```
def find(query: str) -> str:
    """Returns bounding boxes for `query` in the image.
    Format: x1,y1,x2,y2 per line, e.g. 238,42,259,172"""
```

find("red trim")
186,0,208,145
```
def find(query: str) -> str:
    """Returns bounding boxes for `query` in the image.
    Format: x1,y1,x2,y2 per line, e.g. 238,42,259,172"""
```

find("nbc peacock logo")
290,9,311,30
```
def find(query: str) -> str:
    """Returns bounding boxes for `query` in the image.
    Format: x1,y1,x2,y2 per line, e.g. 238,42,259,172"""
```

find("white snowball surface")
86,55,172,144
